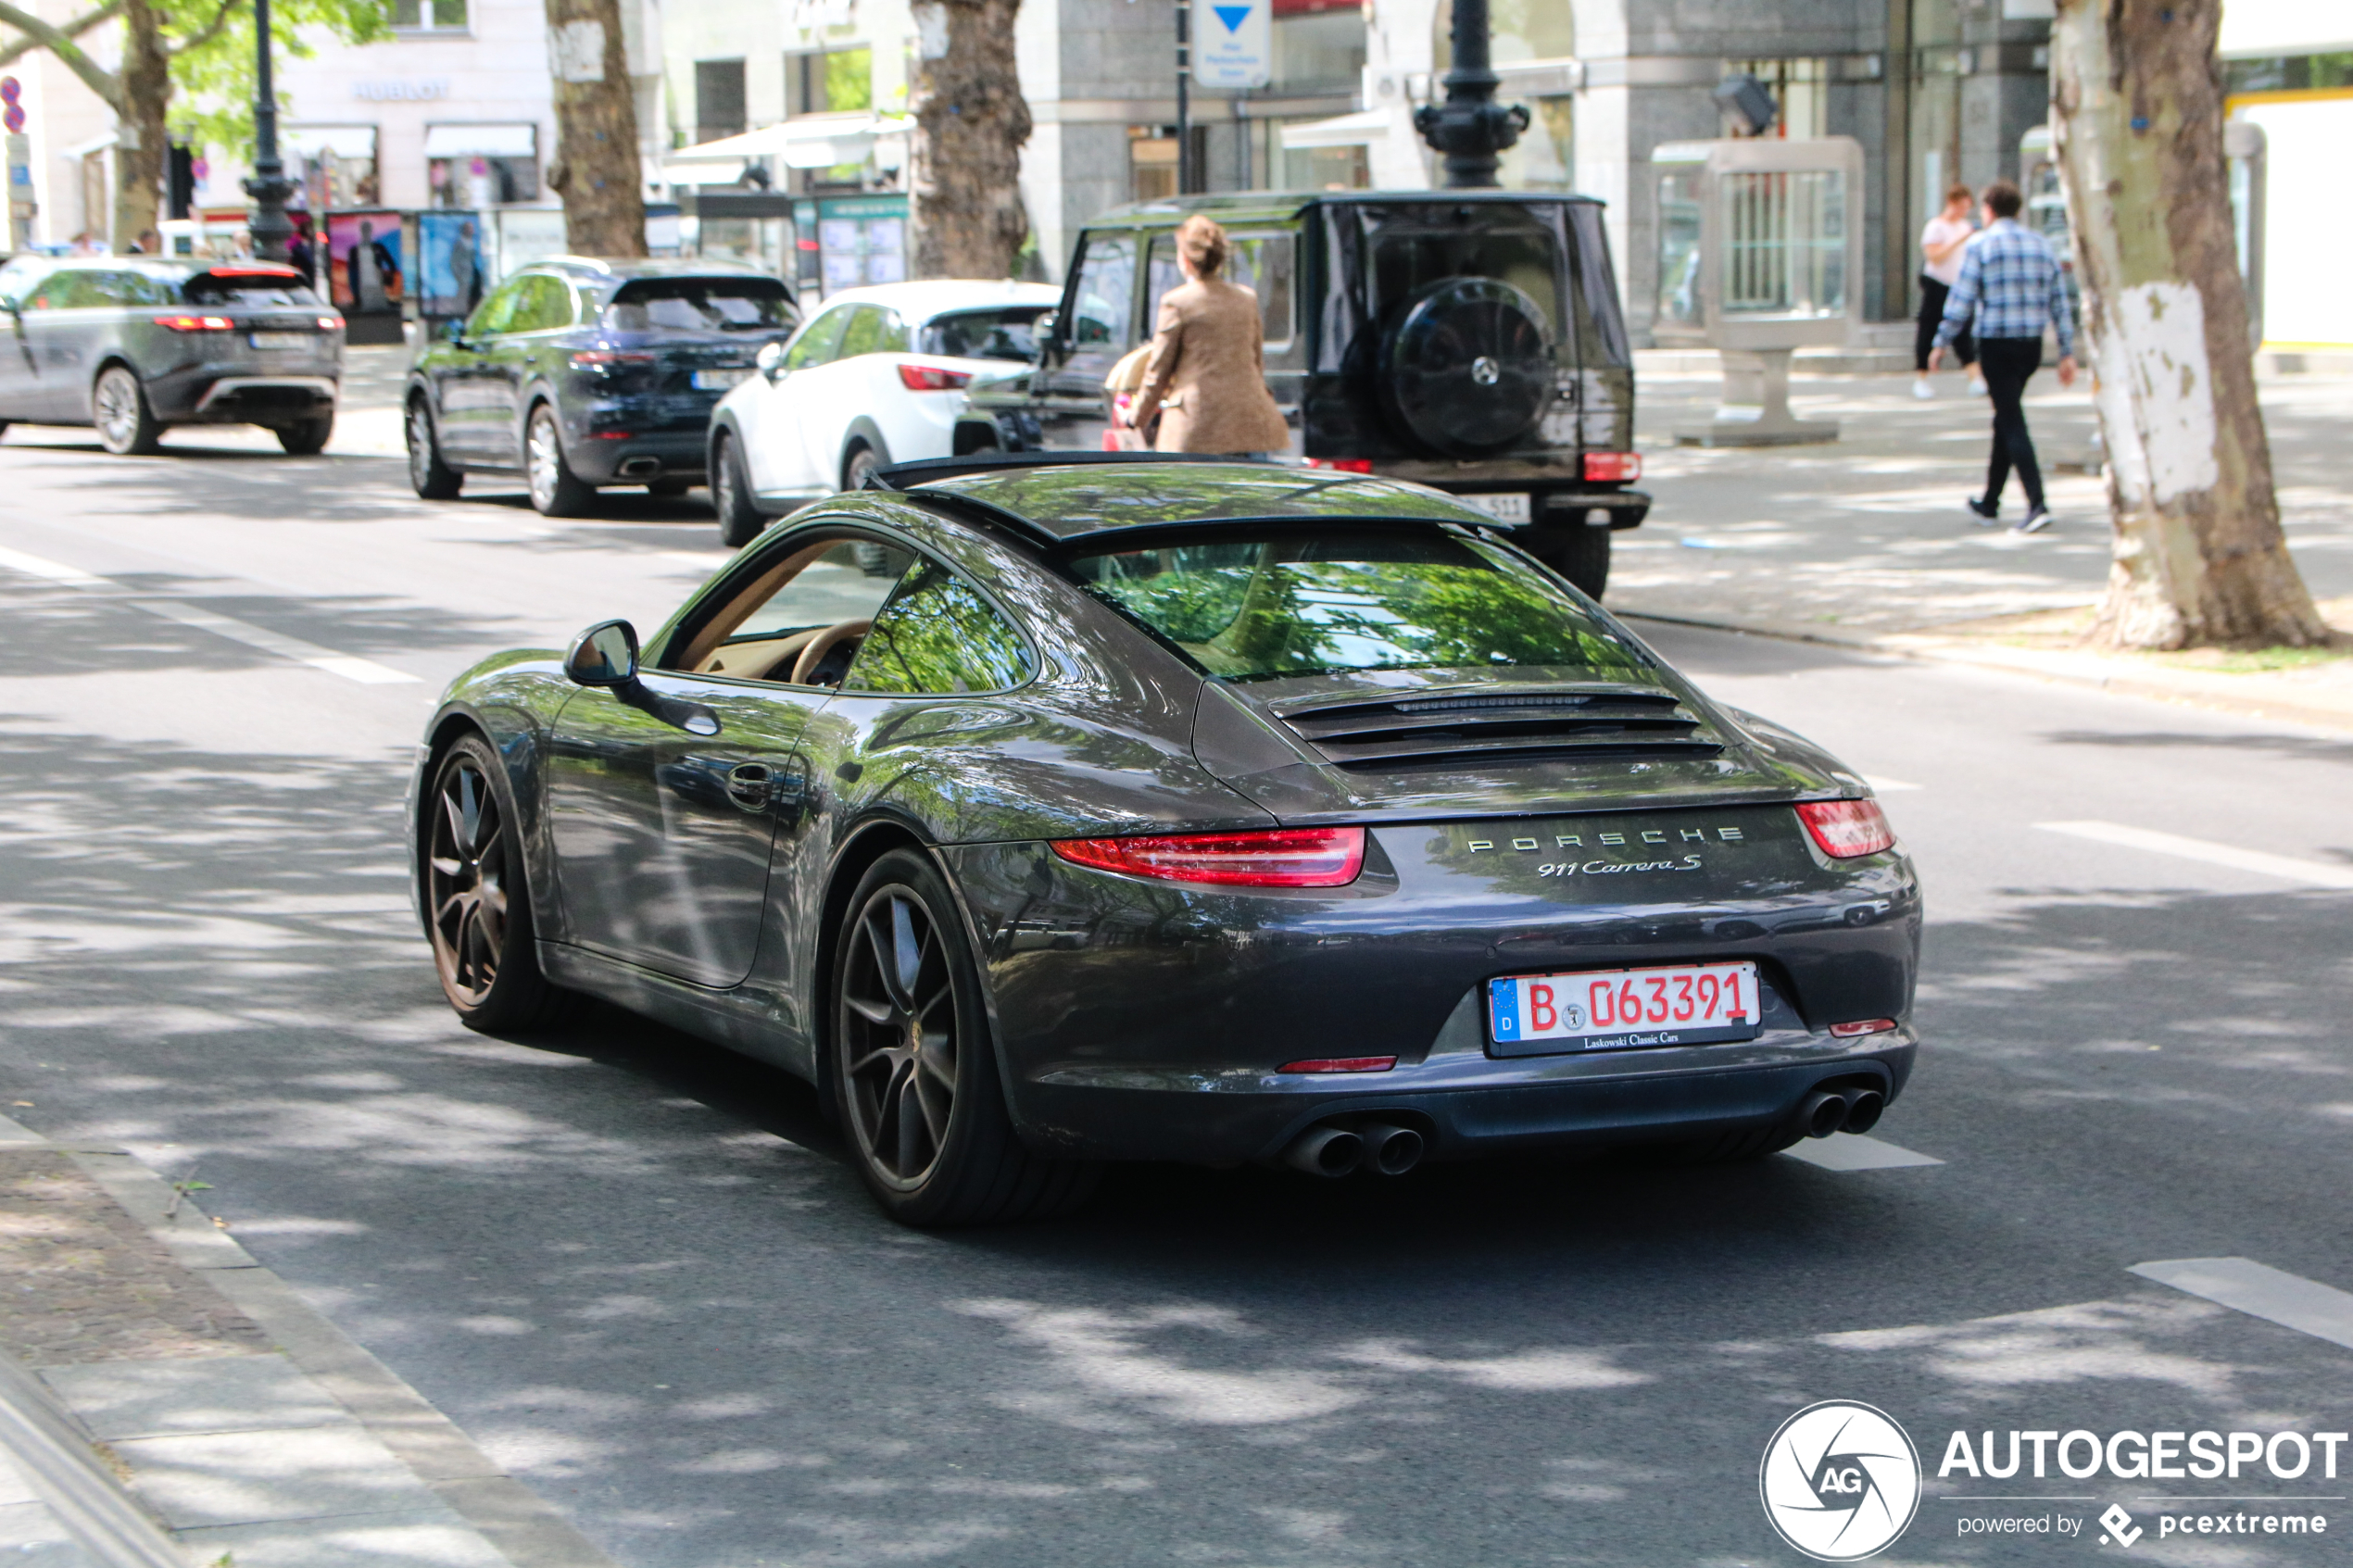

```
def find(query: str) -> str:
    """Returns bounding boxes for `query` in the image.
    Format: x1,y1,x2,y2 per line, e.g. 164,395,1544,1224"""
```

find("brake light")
204,266,299,278
1829,1019,1897,1038
571,348,658,368
898,363,971,392
1305,458,1376,473
1050,825,1365,887
1582,451,1642,483
153,314,233,332
1794,799,1894,859
316,315,342,331
1277,1056,1397,1073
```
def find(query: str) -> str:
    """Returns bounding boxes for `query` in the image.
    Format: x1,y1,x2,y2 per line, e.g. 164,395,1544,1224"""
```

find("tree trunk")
907,0,1030,279
109,0,167,253
2050,0,2331,649
542,0,645,257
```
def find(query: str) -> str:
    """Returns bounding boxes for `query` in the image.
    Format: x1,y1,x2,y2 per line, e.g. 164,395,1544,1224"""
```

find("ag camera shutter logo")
1760,1401,1922,1561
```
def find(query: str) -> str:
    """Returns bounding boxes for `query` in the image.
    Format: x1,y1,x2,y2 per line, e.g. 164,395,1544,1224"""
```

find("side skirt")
538,940,813,1080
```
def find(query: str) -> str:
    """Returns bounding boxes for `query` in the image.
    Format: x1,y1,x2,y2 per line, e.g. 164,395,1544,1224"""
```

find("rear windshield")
1361,207,1567,341
184,274,319,307
1064,530,1651,684
919,307,1047,361
603,277,795,332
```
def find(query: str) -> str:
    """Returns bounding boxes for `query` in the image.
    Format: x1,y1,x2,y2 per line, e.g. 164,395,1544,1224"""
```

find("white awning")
423,123,538,158
1278,109,1390,151
661,157,748,185
664,114,914,173
282,125,378,159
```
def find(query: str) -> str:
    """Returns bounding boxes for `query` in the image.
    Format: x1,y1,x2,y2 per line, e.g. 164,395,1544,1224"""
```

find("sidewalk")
0,1115,618,1568
1616,367,2353,730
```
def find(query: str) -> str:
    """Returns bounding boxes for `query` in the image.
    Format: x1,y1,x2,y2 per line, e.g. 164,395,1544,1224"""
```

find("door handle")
725,762,772,811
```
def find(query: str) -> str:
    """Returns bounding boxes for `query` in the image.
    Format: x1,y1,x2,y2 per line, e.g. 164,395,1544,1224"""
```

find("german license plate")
248,331,309,350
1459,492,1530,523
693,368,750,391
1488,961,1762,1057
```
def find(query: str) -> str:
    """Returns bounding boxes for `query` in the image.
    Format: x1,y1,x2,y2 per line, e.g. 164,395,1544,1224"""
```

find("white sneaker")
1911,379,1935,400
1968,375,1989,396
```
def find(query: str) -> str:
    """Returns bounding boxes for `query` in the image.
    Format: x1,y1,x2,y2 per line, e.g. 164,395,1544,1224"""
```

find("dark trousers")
1915,276,1975,371
1977,335,2045,511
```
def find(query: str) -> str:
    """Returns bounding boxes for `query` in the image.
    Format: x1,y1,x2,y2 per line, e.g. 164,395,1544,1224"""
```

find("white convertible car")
705,279,1062,544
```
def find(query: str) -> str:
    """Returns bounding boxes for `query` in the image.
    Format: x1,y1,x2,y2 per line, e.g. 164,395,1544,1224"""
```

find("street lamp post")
241,0,294,262
1412,0,1529,189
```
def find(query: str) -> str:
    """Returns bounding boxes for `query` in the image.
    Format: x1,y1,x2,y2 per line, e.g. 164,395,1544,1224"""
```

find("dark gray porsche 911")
409,454,1920,1225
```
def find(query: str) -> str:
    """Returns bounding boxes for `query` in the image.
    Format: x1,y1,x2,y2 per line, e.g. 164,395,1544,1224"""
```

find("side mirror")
756,339,786,380
440,318,470,347
564,619,639,686
1033,308,1060,356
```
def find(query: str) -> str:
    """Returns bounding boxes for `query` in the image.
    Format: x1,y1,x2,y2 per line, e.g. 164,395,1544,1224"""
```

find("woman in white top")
1914,183,1984,399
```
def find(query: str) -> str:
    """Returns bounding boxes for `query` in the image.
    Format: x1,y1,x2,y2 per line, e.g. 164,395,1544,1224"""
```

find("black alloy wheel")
276,416,333,456
407,395,462,499
92,365,161,456
711,430,763,547
833,849,1096,1226
423,736,569,1032
526,403,595,517
842,443,881,492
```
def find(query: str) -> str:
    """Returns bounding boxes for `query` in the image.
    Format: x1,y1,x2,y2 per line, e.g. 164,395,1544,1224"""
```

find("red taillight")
1277,1056,1397,1073
571,348,658,368
1795,798,1895,859
1305,457,1376,473
204,266,299,278
153,314,233,332
1582,451,1642,483
898,362,972,392
1829,1019,1897,1038
316,315,343,331
1050,825,1366,887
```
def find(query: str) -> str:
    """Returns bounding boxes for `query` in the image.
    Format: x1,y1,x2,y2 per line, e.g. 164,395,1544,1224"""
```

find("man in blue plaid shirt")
1929,179,2079,533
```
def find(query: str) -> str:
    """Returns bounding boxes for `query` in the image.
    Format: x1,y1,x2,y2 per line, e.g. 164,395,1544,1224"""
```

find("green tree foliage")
168,0,392,157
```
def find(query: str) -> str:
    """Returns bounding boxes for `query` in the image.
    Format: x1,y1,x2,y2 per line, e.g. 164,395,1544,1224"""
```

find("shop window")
696,58,748,145
1279,139,1367,191
425,124,540,207
2223,52,2353,94
1129,129,1179,203
1273,0,1365,93
788,46,873,116
1724,58,1831,140
392,0,467,30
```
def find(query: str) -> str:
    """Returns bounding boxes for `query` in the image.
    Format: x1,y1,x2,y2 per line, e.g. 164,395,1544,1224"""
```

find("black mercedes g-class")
952,190,1647,596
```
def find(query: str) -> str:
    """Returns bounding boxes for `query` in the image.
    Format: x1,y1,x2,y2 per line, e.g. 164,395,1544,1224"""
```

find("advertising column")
2,78,31,249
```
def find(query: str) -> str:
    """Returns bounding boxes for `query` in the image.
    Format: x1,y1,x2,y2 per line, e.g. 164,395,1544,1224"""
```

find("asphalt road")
3,430,2351,1568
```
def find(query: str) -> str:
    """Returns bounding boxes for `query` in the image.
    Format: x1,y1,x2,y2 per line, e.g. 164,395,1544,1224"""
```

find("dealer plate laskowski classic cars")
408,454,1921,1226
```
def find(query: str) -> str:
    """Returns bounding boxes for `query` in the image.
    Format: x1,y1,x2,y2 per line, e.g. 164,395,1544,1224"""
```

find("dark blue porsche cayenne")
409,455,1921,1224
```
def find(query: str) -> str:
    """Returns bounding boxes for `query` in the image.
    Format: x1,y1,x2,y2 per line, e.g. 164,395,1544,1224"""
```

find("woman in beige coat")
1124,216,1291,455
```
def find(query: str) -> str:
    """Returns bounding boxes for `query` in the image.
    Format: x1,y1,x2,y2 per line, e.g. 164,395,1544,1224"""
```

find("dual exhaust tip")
1799,1085,1884,1139
1283,1121,1424,1179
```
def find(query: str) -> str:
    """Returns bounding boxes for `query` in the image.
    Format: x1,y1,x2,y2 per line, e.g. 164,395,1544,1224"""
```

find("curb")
0,1350,190,1567
0,1116,624,1568
1615,608,2353,734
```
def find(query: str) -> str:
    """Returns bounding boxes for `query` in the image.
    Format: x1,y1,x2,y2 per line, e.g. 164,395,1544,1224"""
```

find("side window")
125,272,182,307
782,305,852,370
38,270,107,308
837,306,891,358
669,534,919,685
510,275,576,332
843,558,1036,696
468,277,527,338
1228,233,1296,348
875,308,910,353
1064,234,1138,349
1145,233,1182,336
0,257,45,307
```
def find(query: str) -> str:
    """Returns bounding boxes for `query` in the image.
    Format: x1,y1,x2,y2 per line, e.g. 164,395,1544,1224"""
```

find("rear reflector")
1277,1056,1397,1073
1050,825,1365,887
1795,798,1895,858
1304,457,1376,473
898,363,972,391
1582,451,1642,483
153,314,233,332
1829,1019,1897,1038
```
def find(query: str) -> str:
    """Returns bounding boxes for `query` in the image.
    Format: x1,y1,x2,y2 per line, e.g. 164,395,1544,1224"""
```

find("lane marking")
1861,775,1920,793
1783,1134,1944,1171
2037,821,2353,890
0,541,419,684
2132,1258,2353,1353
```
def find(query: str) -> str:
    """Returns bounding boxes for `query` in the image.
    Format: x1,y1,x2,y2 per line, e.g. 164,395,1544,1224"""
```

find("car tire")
1511,522,1610,600
406,395,462,499
422,734,573,1034
711,430,764,547
92,365,161,456
525,403,595,518
842,442,881,492
646,476,690,497
276,416,333,456
832,848,1098,1227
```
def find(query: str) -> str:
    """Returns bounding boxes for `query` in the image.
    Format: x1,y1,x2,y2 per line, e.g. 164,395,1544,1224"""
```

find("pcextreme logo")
1760,1401,1923,1561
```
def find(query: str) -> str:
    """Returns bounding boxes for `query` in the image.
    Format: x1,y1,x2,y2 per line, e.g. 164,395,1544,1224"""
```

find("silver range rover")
0,256,343,456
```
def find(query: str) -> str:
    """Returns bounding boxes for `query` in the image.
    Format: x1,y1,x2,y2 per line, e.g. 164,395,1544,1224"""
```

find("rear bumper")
567,430,710,483
146,366,339,424
562,391,723,483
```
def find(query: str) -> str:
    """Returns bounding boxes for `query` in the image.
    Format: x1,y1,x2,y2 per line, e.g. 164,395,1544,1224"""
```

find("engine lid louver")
1269,687,1723,771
